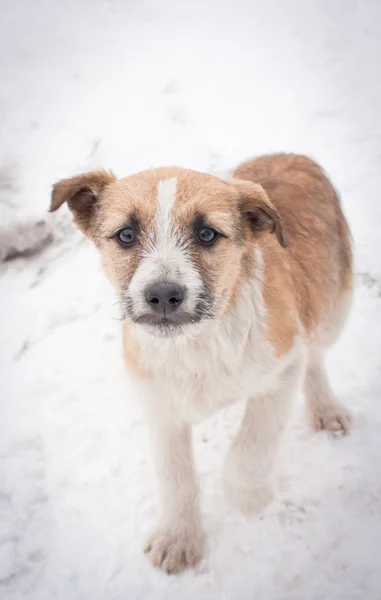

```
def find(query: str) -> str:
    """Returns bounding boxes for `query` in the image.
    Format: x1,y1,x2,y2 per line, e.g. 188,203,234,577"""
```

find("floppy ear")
230,178,287,248
50,170,116,234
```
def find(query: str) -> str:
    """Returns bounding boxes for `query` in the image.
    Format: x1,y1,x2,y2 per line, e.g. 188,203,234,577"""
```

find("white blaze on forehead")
127,174,204,318
156,177,178,246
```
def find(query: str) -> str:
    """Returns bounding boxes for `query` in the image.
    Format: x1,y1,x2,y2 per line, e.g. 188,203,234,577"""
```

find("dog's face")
51,167,285,338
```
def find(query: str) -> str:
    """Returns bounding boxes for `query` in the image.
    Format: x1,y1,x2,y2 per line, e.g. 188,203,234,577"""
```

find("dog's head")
51,167,286,338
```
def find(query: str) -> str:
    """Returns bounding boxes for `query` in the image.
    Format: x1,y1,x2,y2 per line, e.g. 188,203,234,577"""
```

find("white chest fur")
134,279,304,424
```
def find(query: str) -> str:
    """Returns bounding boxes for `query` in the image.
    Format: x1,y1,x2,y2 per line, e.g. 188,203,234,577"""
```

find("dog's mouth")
122,294,215,337
132,312,203,337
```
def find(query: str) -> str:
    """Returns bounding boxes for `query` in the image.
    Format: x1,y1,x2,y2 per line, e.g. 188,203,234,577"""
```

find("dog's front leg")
224,362,303,515
144,416,204,574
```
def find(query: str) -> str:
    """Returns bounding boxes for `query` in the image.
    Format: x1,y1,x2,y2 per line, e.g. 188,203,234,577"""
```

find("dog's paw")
224,478,275,515
310,401,352,434
144,526,204,574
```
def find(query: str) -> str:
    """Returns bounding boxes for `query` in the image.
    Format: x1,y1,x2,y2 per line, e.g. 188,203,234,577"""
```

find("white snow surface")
1,1,381,598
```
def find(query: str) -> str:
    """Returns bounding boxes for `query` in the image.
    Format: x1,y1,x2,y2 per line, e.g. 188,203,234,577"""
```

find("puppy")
51,153,353,574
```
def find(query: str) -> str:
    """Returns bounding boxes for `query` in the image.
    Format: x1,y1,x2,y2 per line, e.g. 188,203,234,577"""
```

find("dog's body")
51,153,353,574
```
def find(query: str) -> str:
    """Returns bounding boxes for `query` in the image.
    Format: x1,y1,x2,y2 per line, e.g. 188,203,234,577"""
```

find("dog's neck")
122,272,269,383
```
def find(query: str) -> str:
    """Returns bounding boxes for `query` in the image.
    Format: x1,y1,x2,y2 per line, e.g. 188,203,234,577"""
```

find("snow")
0,0,381,598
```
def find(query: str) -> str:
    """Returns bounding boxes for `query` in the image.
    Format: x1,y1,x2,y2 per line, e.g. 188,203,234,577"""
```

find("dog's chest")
140,320,287,423
135,281,302,423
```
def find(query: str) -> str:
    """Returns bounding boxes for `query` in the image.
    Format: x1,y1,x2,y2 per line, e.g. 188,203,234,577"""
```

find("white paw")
144,525,204,574
310,401,352,434
224,478,275,515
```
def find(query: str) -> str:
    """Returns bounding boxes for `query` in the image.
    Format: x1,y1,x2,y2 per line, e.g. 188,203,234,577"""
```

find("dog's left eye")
116,228,135,247
198,227,217,244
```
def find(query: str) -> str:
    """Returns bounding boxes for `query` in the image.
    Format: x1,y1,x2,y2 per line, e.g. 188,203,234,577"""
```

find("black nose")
146,282,184,315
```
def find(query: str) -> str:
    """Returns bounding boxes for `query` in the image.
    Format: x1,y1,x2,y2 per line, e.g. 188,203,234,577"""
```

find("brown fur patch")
234,154,353,338
94,174,159,289
259,237,299,356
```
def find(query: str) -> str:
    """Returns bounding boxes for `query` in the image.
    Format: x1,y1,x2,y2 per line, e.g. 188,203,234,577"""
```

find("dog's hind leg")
304,293,353,433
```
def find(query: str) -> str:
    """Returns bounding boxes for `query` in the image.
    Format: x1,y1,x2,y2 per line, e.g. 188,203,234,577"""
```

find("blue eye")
198,227,217,244
116,228,135,247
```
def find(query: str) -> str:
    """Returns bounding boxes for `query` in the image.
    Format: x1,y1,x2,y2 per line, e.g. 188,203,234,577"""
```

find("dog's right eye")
116,228,135,247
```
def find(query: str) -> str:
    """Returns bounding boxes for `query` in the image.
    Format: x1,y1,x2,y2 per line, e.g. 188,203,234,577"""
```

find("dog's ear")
230,178,287,248
50,170,116,234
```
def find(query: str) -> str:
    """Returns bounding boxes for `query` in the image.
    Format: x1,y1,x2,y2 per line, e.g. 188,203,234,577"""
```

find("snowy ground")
1,1,381,598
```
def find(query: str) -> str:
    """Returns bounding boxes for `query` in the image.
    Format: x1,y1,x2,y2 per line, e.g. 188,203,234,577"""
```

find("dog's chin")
144,321,186,339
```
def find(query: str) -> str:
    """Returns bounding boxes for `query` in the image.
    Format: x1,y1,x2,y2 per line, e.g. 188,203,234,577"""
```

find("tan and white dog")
51,153,353,574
